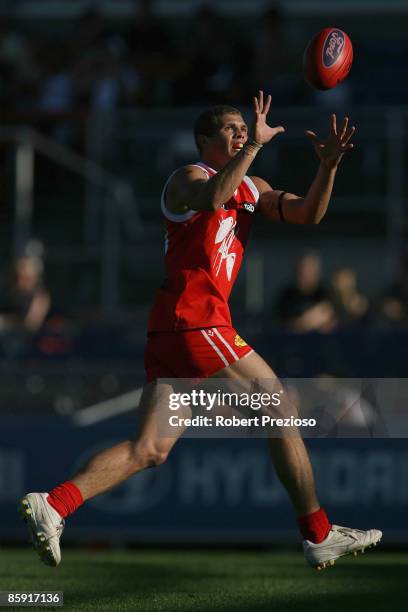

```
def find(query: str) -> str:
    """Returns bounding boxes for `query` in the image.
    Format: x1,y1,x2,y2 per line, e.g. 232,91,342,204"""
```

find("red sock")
47,481,84,519
297,507,331,543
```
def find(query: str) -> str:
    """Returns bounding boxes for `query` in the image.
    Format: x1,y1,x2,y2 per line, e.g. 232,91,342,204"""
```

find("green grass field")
1,548,407,612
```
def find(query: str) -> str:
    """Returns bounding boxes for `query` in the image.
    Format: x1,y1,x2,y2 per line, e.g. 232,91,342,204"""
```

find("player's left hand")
305,114,356,170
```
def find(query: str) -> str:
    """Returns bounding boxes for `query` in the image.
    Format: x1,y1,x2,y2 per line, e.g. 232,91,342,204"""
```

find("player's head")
194,106,248,163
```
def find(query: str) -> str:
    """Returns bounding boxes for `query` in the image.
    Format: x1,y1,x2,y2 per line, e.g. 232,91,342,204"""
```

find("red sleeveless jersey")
147,162,259,332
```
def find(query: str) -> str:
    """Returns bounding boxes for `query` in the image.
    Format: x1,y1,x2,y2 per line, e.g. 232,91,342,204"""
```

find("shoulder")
169,164,210,188
164,164,210,216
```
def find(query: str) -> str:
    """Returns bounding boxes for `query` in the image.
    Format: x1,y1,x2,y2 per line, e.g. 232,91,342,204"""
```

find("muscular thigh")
211,350,280,408
212,350,277,379
212,350,299,423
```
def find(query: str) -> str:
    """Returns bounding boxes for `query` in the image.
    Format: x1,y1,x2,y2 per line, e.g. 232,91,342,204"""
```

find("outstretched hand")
251,90,285,145
306,115,356,170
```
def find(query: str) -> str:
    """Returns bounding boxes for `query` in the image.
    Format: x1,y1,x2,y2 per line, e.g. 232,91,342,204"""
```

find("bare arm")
24,289,51,332
165,151,262,214
166,91,285,214
256,115,356,225
255,165,338,225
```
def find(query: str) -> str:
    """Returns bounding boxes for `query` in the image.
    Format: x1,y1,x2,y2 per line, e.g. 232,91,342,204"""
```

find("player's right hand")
250,90,285,145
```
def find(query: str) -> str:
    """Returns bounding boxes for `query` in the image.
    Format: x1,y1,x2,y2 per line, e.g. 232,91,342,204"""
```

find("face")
15,258,40,292
201,113,248,165
296,255,321,291
332,268,356,292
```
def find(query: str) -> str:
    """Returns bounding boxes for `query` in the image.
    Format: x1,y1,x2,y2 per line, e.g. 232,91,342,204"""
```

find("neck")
201,154,228,172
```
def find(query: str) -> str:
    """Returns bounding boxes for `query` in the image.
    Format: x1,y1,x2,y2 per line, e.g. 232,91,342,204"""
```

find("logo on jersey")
243,202,255,214
213,216,237,281
234,334,247,347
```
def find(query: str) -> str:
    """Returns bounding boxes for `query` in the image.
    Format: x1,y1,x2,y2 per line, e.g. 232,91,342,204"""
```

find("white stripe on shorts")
212,327,239,360
200,329,229,367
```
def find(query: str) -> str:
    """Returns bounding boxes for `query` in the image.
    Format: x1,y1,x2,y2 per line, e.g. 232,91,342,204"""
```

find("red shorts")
144,326,253,383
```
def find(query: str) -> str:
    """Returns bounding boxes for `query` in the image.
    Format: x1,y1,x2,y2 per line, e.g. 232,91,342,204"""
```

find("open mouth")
232,143,244,150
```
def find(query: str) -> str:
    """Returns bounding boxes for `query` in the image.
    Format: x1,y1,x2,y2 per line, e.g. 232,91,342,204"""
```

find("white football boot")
19,492,65,567
303,524,382,570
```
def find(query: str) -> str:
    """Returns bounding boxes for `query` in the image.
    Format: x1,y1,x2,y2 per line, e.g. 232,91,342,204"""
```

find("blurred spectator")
252,5,299,104
0,256,51,332
74,42,141,112
72,7,114,57
329,267,369,326
0,19,36,82
173,4,237,105
126,0,178,106
379,256,408,324
274,252,336,332
0,18,40,112
71,8,141,111
36,40,75,114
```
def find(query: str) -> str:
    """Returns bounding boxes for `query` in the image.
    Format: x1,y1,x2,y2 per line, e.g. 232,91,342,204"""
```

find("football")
303,28,353,90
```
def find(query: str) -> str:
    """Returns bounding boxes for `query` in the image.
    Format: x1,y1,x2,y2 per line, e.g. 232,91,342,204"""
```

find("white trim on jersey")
243,176,260,203
161,187,197,222
212,327,239,360
161,204,197,223
192,162,214,176
160,167,199,223
200,329,230,366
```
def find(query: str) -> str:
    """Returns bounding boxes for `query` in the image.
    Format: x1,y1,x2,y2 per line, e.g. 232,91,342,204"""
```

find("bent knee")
148,449,168,467
131,440,170,468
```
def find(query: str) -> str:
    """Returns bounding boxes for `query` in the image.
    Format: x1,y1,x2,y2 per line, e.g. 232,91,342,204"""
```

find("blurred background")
1,0,408,545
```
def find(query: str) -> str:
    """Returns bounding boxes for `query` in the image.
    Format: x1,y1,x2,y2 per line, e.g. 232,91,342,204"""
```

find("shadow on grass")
59,553,408,612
